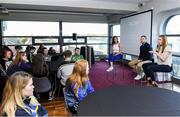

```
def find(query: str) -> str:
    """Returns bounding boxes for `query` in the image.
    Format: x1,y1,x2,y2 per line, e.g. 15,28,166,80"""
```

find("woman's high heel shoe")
152,81,158,87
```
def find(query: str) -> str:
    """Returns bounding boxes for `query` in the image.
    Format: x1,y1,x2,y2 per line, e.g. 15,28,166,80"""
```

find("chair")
62,88,73,116
156,65,173,90
33,76,52,93
57,63,75,96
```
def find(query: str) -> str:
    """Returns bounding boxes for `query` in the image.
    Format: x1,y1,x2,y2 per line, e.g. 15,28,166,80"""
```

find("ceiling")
0,0,151,16
93,0,150,3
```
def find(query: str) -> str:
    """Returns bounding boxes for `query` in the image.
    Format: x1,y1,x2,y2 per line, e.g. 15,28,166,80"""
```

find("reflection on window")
35,38,59,44
2,37,32,45
166,15,180,34
167,37,180,54
2,21,59,36
88,44,107,55
172,56,180,79
62,22,108,36
63,38,85,44
87,37,108,44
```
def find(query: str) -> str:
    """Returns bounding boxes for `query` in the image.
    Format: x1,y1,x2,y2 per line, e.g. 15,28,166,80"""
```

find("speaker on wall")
72,33,77,40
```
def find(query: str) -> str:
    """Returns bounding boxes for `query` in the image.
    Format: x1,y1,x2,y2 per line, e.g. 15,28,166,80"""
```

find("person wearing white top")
142,35,172,87
106,36,122,72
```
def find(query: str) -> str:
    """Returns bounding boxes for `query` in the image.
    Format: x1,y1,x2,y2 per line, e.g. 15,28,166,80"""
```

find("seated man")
128,35,153,80
57,50,74,86
71,47,84,62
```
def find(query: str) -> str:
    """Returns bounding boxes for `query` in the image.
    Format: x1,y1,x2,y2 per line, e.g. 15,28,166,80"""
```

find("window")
2,21,59,36
2,37,32,45
166,15,180,35
165,15,180,78
34,37,59,44
62,22,108,55
62,22,108,36
2,21,60,53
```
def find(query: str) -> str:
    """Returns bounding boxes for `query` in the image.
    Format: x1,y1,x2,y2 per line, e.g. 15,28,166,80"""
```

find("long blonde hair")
156,35,168,53
66,59,89,97
0,71,32,116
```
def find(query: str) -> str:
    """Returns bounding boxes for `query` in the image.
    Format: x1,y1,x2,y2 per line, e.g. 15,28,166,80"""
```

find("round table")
77,86,180,116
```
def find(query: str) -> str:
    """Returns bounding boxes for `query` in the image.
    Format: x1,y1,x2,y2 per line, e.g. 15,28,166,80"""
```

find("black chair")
33,77,52,94
156,65,173,90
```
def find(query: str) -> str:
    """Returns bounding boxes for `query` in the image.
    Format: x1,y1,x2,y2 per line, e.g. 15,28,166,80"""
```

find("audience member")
48,47,56,55
43,47,51,62
0,71,48,116
37,44,45,54
27,46,36,63
71,47,84,62
7,51,30,75
142,35,172,87
106,36,122,72
0,49,13,71
57,50,74,86
128,35,153,80
13,45,22,59
30,53,53,100
65,59,94,114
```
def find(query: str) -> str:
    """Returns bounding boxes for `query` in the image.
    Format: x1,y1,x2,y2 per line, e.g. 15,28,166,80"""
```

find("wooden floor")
40,97,68,116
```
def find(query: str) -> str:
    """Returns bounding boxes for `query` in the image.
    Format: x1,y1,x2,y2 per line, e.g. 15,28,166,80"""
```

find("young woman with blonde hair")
142,35,172,87
65,59,94,114
0,71,48,116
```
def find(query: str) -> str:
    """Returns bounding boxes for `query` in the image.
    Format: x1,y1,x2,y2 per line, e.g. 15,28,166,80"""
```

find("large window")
2,21,59,36
2,21,60,53
165,15,180,78
62,22,108,55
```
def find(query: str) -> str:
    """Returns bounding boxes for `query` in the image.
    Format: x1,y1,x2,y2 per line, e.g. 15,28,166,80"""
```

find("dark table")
78,86,180,116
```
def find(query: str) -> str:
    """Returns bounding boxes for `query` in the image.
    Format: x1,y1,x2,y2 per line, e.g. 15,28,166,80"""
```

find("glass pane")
113,25,120,36
35,38,58,44
167,37,180,54
166,15,180,34
62,22,108,36
63,38,85,43
2,37,32,45
2,21,59,36
87,37,108,44
172,56,180,78
62,45,86,54
88,44,108,55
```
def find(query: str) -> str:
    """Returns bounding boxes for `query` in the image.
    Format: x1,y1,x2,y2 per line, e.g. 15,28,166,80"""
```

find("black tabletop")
77,86,180,116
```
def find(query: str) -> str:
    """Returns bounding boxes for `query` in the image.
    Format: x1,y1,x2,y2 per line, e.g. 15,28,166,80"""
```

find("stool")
156,66,173,90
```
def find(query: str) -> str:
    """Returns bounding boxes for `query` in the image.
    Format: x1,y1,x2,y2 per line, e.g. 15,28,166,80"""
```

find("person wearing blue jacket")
65,59,94,114
0,71,48,116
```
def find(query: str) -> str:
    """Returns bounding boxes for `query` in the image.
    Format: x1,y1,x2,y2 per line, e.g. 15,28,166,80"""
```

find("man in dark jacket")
128,35,153,80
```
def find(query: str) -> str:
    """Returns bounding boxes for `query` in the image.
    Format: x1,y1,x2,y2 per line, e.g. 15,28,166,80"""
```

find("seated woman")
30,53,53,100
106,36,122,72
0,71,48,116
0,48,13,71
65,59,94,114
7,51,30,76
142,35,172,87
